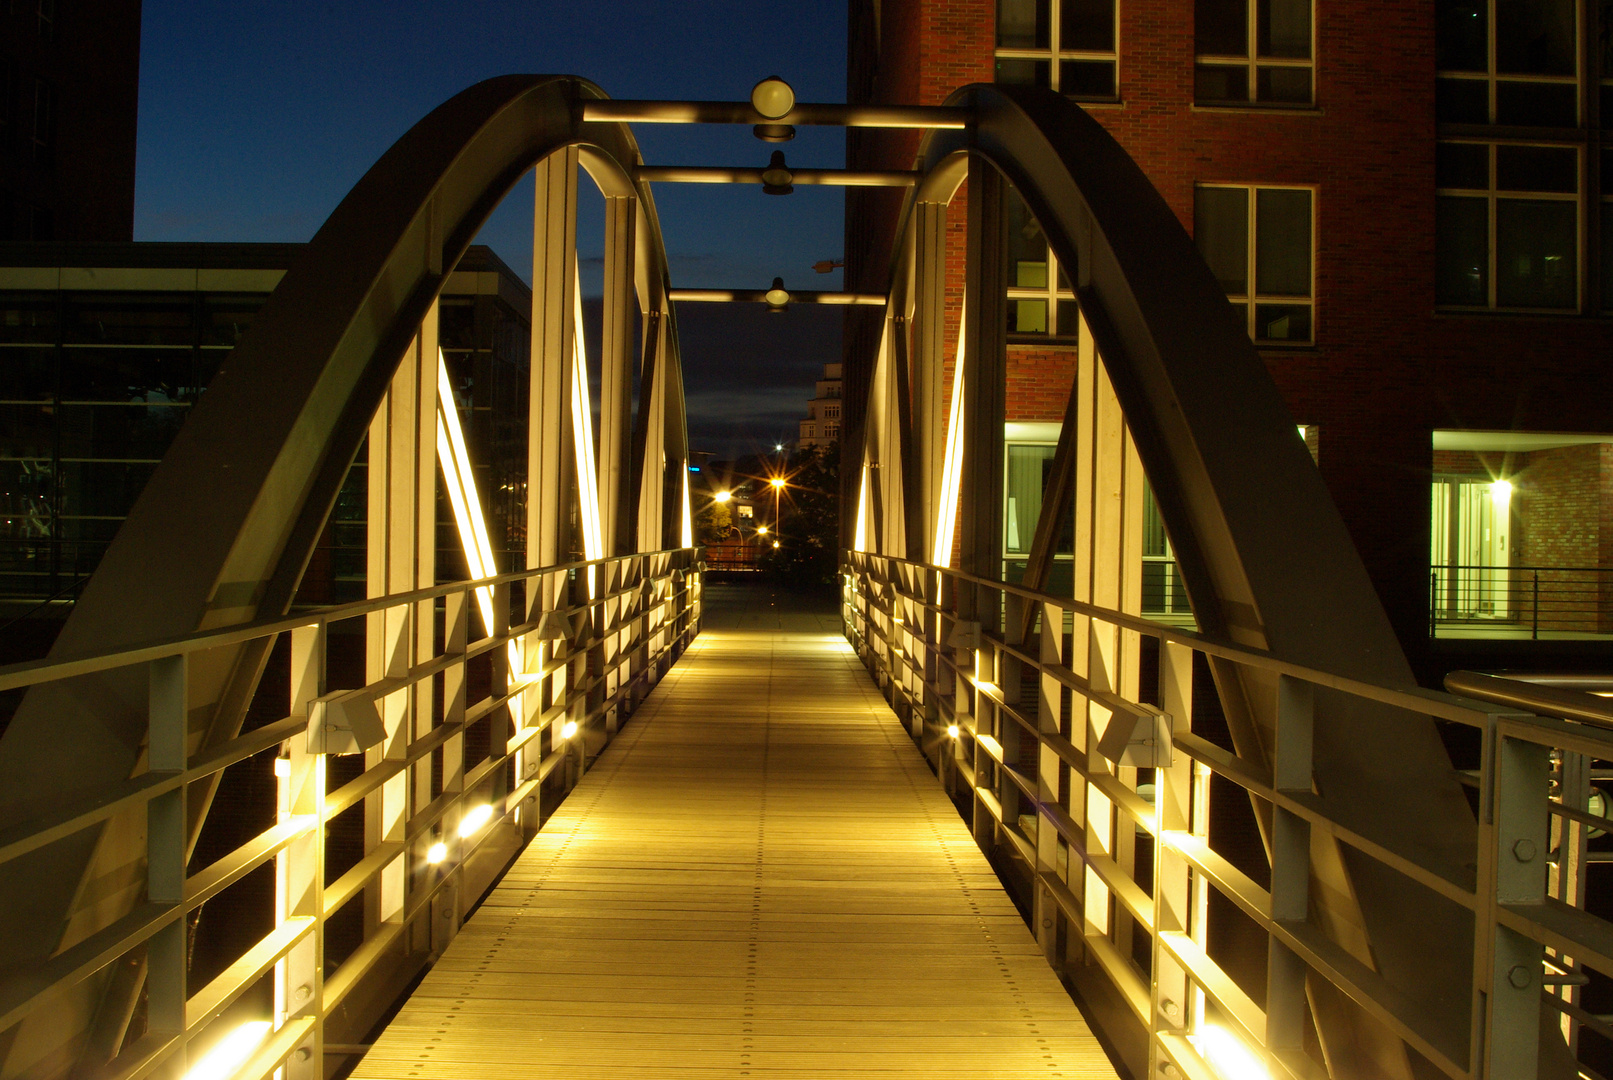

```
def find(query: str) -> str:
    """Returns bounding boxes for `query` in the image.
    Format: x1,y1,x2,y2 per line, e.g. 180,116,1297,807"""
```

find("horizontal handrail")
0,547,686,693
843,547,1613,1080
1444,670,1613,730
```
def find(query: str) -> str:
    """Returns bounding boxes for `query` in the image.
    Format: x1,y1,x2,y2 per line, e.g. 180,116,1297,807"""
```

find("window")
1194,185,1314,343
1436,0,1577,126
1436,142,1578,309
824,404,840,420
1005,186,1079,335
31,78,53,167
1602,148,1612,314
995,0,1118,100
1195,0,1314,106
825,422,840,440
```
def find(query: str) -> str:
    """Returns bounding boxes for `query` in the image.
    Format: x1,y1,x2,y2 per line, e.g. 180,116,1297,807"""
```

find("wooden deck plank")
350,624,1118,1080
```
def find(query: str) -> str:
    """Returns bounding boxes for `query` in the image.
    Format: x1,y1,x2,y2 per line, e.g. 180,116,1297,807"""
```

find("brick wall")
845,0,1613,677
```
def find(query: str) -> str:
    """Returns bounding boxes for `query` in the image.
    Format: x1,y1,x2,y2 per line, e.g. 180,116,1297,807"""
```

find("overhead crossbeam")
669,289,885,305
636,165,919,187
582,99,969,128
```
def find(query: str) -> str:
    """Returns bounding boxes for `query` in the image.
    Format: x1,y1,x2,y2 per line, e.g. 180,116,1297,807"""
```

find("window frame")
1436,0,1581,127
994,0,1121,102
1194,182,1318,345
1194,0,1317,108
1435,139,1583,312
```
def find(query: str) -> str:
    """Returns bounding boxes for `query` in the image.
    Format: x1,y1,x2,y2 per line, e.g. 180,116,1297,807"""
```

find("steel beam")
582,99,969,129
635,165,919,186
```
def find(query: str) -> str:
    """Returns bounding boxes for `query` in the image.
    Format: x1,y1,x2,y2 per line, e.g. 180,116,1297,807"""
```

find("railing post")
1532,571,1540,640
146,654,189,1078
1487,725,1550,1079
281,623,326,1080
1268,675,1315,1073
1152,641,1195,1070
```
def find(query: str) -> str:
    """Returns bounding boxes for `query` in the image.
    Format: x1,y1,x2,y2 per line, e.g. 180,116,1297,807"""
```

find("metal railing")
0,547,700,1080
844,547,1613,1080
1431,564,1613,638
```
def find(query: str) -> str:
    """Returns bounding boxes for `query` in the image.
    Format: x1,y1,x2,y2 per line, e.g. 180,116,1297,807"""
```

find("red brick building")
844,0,1613,681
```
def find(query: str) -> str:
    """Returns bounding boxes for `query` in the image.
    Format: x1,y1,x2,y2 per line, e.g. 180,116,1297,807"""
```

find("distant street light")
713,490,732,503
769,477,785,489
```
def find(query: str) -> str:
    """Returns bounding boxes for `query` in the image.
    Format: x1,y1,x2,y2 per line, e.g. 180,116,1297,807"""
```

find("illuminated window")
1194,184,1314,344
1005,187,1079,336
1195,0,1314,106
1436,142,1578,310
994,0,1118,100
1436,0,1578,126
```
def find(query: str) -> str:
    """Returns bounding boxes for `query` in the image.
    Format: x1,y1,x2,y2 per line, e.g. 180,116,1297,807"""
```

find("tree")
762,443,840,588
694,500,732,546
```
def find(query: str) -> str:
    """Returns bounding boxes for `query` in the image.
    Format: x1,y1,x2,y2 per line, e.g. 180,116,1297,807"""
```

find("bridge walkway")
351,587,1118,1080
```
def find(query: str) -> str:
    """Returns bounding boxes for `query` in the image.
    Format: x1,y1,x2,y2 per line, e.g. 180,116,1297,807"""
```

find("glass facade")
0,247,532,608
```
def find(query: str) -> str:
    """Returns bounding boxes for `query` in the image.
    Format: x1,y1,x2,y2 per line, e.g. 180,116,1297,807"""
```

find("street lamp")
769,476,784,534
713,489,732,503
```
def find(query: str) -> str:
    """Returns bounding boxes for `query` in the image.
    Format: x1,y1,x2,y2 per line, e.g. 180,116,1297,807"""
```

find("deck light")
713,490,732,503
764,277,790,311
1198,1024,1271,1080
183,1020,272,1080
457,804,494,838
947,724,960,739
761,150,794,195
426,841,447,865
562,720,579,739
751,76,796,141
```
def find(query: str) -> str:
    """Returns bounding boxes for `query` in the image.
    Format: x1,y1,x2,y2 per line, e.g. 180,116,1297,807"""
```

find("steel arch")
0,75,687,1076
854,83,1497,1078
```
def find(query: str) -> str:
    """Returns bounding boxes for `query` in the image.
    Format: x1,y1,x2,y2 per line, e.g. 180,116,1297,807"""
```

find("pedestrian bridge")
1,73,1612,1080
350,589,1114,1080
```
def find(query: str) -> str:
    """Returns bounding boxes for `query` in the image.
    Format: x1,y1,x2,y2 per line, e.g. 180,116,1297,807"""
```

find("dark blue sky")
134,0,850,456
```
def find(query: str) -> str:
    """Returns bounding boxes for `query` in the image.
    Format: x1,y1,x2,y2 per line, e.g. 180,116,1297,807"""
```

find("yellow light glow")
681,464,694,549
183,1020,271,1080
757,524,769,535
571,267,606,588
770,477,785,489
933,306,966,569
561,720,579,739
273,758,289,778
772,541,780,548
438,351,529,715
947,724,961,739
1197,1024,1272,1080
853,463,869,553
426,841,448,865
457,804,494,838
714,490,732,503
1491,479,1513,507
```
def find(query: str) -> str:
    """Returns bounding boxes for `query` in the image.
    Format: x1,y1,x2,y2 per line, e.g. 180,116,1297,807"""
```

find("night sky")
134,0,850,458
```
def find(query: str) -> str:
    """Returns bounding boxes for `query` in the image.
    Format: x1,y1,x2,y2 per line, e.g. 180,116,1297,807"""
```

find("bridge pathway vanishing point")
350,587,1118,1079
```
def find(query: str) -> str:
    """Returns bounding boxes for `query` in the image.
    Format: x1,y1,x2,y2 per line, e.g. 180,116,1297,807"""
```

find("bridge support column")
597,193,637,736
959,156,1007,852
365,303,438,945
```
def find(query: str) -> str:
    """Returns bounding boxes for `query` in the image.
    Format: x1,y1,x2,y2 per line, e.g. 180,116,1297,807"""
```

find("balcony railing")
1431,565,1613,638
